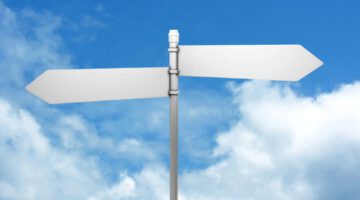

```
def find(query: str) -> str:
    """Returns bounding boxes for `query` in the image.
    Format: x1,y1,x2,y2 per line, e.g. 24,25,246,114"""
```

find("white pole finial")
169,29,179,45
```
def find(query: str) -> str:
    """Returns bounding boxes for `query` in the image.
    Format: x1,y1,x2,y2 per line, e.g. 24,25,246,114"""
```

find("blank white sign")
178,45,323,81
26,67,169,104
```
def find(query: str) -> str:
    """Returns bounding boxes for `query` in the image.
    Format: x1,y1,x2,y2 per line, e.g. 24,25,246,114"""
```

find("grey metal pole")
168,29,179,200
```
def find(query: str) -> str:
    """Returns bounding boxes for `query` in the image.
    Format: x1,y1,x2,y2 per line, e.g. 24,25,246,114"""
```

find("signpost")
26,30,323,200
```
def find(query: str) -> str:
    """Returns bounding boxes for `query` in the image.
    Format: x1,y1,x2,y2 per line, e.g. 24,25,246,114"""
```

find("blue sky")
0,0,360,199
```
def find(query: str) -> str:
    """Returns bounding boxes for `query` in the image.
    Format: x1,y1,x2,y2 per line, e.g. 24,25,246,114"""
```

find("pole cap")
168,29,179,43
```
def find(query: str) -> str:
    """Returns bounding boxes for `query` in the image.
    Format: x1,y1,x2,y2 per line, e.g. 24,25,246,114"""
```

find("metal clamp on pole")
168,68,180,91
168,29,179,200
168,69,179,75
168,47,179,52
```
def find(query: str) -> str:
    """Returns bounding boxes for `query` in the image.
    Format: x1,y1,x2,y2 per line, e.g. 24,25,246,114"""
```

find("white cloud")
0,1,73,110
92,81,360,200
0,3,112,199
80,15,106,29
54,114,164,164
88,165,169,200
0,98,104,200
179,81,360,200
0,96,166,200
0,2,72,87
88,174,136,200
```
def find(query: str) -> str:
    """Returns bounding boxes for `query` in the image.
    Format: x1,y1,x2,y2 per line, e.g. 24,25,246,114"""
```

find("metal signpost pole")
168,29,179,200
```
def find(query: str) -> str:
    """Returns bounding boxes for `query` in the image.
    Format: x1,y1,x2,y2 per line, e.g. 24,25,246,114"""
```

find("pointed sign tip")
25,84,31,93
26,79,56,104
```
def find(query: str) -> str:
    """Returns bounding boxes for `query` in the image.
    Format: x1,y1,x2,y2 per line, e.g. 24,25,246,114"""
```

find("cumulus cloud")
90,81,360,200
180,81,360,200
53,114,165,165
88,166,169,200
0,98,104,200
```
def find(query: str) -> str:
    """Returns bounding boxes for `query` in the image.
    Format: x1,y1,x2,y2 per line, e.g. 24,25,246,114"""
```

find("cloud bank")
180,81,360,200
2,80,360,200
88,81,360,200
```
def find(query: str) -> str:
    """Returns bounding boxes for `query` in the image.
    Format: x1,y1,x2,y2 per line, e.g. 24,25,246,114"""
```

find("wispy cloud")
95,3,105,13
80,15,106,29
64,14,106,44
0,2,73,106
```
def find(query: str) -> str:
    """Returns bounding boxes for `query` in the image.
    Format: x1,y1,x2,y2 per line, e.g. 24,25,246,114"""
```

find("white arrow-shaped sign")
179,45,322,81
26,67,169,104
